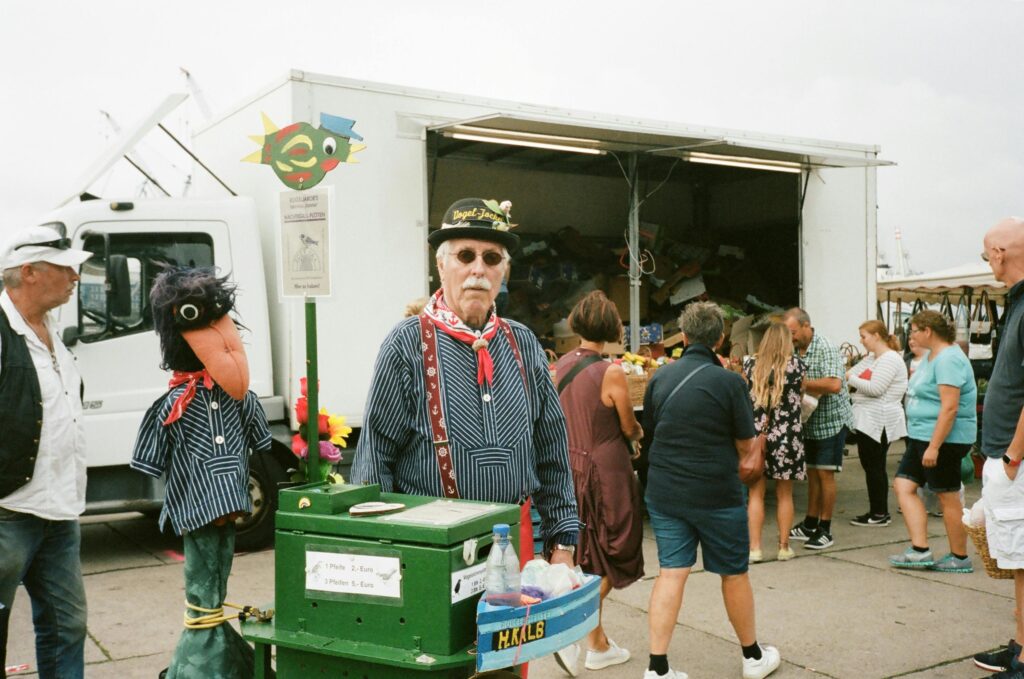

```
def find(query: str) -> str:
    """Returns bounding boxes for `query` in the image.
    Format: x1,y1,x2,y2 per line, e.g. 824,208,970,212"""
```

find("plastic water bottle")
483,523,521,606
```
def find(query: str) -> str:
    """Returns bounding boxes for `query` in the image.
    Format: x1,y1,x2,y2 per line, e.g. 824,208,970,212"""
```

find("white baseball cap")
2,226,93,271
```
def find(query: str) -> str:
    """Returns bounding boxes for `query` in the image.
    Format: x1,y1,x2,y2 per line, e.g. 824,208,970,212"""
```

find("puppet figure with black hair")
130,267,271,679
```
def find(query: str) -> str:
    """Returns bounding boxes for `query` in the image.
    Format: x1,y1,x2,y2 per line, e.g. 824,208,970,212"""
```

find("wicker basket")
626,373,648,408
965,522,1014,579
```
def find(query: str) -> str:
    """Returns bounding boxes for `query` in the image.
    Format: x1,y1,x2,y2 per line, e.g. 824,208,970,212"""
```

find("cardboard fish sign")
243,112,365,190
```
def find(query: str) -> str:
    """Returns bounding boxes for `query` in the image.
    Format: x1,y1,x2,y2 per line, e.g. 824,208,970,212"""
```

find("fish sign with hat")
243,112,365,190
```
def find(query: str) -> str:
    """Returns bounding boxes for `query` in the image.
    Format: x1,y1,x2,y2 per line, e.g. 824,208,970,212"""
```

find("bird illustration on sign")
243,112,365,190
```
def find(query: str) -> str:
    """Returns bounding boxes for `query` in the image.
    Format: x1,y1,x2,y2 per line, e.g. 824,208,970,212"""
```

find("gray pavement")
6,443,1014,678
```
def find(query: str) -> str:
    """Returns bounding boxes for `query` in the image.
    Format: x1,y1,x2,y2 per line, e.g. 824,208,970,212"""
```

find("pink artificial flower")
318,441,341,463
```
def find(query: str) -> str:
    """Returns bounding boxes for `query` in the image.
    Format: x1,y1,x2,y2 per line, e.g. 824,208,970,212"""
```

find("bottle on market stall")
483,523,521,606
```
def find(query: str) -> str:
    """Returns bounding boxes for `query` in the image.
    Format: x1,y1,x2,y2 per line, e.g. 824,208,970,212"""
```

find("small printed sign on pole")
280,187,333,298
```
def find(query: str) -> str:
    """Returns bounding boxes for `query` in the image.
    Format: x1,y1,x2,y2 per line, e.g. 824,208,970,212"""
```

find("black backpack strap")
557,354,604,395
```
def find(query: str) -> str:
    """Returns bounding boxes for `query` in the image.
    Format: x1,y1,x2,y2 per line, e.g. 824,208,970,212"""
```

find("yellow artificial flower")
322,409,353,447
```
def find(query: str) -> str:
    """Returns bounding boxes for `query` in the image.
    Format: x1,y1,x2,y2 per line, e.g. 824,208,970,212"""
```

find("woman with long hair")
847,320,908,527
744,323,807,562
889,310,977,572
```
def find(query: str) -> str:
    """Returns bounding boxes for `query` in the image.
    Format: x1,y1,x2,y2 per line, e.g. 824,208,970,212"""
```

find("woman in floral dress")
743,322,806,562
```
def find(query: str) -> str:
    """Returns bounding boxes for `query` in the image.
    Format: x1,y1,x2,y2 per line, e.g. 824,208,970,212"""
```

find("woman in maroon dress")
552,291,644,675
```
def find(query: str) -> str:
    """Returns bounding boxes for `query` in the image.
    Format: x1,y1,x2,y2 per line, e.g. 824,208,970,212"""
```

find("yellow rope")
183,601,274,630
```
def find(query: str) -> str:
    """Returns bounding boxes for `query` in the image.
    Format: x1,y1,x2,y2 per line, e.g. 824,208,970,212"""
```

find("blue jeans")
0,507,87,679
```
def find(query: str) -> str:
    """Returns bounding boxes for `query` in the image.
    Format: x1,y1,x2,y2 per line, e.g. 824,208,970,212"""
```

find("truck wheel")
235,452,286,552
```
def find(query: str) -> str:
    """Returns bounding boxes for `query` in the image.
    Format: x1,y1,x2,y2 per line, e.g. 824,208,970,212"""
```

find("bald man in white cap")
0,225,92,679
974,217,1024,677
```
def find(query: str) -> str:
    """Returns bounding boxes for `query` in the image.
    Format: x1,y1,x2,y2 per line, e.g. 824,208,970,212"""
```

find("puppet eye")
323,137,337,155
179,303,201,322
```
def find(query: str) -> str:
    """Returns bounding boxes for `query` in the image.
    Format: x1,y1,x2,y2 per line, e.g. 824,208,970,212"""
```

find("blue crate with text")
475,575,600,672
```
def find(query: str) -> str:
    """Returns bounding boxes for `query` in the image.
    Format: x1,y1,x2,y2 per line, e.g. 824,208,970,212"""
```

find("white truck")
40,71,891,549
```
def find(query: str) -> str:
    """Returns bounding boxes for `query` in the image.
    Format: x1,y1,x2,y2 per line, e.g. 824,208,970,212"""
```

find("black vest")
0,307,44,499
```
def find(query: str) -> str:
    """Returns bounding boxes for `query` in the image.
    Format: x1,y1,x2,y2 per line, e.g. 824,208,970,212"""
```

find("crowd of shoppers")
548,271,999,678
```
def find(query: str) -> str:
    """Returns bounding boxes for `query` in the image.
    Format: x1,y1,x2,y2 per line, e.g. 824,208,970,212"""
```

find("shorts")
647,505,748,576
895,437,971,493
805,426,848,471
982,456,1024,569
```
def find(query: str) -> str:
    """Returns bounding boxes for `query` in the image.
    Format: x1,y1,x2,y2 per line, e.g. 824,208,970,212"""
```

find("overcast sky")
2,0,1021,273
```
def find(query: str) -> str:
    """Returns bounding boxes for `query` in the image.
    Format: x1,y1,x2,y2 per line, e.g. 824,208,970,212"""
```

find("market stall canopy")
877,263,1005,303
429,113,894,176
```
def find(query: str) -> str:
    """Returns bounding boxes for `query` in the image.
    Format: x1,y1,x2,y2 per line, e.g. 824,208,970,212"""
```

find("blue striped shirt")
351,316,579,544
131,384,272,536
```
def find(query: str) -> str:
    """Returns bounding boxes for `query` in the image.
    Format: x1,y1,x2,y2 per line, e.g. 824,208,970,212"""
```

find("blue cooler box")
475,575,601,672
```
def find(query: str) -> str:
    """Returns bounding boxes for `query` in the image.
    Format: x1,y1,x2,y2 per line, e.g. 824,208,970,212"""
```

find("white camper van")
41,71,891,549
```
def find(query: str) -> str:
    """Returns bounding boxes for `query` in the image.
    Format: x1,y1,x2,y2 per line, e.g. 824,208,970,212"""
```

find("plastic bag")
518,559,584,600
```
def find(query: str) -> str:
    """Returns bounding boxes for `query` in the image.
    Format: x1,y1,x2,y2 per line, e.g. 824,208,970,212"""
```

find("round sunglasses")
452,248,504,267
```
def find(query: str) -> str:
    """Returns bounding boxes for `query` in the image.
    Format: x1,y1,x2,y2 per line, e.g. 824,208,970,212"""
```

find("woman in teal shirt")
890,310,977,573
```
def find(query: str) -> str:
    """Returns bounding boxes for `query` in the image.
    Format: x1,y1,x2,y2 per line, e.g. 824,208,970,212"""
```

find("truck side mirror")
107,254,132,317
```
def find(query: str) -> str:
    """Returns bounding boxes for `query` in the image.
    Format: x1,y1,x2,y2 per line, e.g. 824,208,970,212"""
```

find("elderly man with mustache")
353,198,579,578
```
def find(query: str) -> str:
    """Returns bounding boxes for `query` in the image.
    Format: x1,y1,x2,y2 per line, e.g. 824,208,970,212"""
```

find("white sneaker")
742,644,781,679
642,669,688,679
554,642,580,677
585,638,630,670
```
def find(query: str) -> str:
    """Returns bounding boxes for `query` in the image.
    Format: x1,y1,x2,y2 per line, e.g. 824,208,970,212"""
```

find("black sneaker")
850,513,892,527
976,639,1023,672
991,665,1024,679
789,525,813,541
804,530,834,550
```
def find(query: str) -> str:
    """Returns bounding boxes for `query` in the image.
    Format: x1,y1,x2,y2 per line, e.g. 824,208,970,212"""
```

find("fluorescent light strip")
454,125,602,146
449,132,606,155
686,155,803,174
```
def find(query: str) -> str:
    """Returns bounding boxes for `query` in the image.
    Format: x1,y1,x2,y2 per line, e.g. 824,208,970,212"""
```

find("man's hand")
1005,452,1022,480
549,548,575,568
922,446,940,468
1005,461,1019,481
631,440,642,461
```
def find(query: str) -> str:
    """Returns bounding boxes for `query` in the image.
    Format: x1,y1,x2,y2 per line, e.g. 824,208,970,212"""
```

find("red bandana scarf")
163,369,214,425
422,290,499,386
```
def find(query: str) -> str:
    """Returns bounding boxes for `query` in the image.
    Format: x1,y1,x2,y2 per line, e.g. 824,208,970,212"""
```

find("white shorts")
982,456,1024,570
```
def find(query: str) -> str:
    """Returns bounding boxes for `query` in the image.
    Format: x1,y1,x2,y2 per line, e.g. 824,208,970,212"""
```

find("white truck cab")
43,197,288,550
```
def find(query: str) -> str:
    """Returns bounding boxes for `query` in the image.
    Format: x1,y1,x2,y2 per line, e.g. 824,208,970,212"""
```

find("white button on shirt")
215,435,225,444
0,292,87,520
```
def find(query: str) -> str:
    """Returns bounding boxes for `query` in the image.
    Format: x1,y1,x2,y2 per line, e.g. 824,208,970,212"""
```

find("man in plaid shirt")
783,308,854,550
